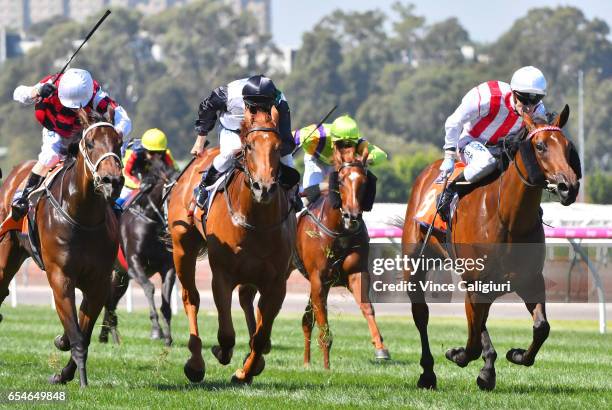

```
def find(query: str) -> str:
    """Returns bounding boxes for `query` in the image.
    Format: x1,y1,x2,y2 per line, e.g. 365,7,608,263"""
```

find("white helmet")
58,68,94,108
510,66,547,95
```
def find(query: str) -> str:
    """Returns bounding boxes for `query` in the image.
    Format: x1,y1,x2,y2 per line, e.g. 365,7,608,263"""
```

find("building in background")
231,0,271,35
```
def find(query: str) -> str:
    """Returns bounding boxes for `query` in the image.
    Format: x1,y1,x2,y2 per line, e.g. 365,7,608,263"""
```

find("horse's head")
522,104,581,205
240,109,282,203
77,108,124,200
333,142,369,230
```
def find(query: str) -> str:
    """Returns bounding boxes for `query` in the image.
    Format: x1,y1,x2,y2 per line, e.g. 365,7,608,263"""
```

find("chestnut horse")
0,109,123,387
167,109,295,384
402,106,580,390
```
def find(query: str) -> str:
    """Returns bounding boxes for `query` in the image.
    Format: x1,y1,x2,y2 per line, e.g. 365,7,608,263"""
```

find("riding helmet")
242,75,277,107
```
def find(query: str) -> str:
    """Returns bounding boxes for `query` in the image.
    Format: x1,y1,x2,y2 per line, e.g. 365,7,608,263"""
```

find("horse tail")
388,215,406,231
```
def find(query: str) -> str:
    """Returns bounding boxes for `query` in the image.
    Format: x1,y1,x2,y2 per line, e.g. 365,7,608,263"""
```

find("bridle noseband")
239,126,281,189
79,122,122,187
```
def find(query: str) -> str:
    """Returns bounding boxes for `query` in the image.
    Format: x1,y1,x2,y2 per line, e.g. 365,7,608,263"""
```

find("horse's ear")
333,143,343,167
106,106,115,124
78,108,90,128
360,144,369,166
271,105,279,126
553,104,570,128
522,112,536,130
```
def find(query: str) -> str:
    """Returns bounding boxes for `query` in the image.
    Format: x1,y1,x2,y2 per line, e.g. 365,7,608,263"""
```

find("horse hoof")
506,348,533,366
417,372,437,390
476,370,496,391
48,374,66,385
230,370,252,386
183,362,205,383
150,329,163,340
243,354,265,376
99,331,109,344
375,348,390,360
54,335,70,352
164,337,173,347
211,345,233,365
262,340,271,355
445,347,469,368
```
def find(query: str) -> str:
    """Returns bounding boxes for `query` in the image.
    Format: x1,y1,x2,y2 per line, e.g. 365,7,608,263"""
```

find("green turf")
0,306,610,409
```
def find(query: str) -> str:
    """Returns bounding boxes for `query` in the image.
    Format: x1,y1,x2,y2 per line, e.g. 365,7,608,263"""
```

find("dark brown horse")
402,106,580,390
99,162,177,347
0,109,123,387
167,109,295,384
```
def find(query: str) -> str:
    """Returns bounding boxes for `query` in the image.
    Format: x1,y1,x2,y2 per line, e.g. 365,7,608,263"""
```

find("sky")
272,0,612,48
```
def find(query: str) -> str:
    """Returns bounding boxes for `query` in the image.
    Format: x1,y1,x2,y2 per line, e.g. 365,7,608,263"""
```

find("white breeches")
460,140,497,183
38,128,75,168
302,154,333,189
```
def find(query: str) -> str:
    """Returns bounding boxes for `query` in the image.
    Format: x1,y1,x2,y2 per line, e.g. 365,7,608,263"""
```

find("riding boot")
438,172,465,223
292,187,304,212
11,172,44,220
196,165,221,209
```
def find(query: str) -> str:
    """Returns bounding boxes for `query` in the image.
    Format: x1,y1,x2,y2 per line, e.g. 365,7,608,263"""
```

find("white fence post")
10,279,17,307
126,281,133,313
171,281,179,316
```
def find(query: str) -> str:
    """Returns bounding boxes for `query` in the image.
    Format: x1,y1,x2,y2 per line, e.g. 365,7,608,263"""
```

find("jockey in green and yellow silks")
294,115,386,209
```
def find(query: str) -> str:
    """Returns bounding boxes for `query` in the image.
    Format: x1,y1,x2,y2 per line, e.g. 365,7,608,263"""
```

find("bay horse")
167,109,295,384
239,144,389,369
402,106,580,390
99,161,177,347
0,109,123,387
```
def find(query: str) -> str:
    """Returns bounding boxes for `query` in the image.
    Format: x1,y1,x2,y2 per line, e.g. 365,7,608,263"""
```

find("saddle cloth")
413,163,465,232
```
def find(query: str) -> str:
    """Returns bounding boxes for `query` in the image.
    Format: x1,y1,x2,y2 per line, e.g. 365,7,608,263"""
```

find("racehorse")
167,109,296,384
99,161,177,347
239,144,389,369
401,106,581,390
0,108,123,387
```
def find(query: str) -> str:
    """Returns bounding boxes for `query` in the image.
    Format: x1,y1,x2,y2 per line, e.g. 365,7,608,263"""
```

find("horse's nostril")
558,182,569,194
253,182,261,191
101,176,112,185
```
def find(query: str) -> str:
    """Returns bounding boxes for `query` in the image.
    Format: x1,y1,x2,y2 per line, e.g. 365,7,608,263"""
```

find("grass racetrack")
0,306,610,409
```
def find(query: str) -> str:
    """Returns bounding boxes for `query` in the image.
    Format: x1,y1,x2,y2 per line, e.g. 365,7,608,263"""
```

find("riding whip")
52,10,112,82
291,104,338,156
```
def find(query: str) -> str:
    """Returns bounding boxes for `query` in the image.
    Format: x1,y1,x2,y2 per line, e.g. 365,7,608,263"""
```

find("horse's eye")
245,144,252,151
85,139,94,150
535,142,546,152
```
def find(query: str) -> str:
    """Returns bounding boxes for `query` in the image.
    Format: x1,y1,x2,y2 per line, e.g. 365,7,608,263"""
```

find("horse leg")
99,269,128,344
445,294,487,367
210,275,235,365
507,301,549,366
47,271,86,386
238,284,258,340
233,278,286,384
160,266,175,347
347,272,389,360
310,276,332,369
0,237,27,310
408,269,436,389
476,306,497,391
302,297,314,367
172,229,205,382
129,262,162,340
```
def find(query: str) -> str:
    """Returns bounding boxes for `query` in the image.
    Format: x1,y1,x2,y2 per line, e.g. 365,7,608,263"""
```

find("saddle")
0,163,68,269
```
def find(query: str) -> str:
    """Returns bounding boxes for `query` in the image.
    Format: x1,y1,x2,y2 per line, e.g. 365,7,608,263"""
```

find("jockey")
11,68,131,219
116,128,178,209
191,74,297,208
437,66,547,214
297,115,387,209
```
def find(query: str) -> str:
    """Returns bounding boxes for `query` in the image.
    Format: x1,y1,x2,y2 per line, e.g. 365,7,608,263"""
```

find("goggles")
514,91,544,106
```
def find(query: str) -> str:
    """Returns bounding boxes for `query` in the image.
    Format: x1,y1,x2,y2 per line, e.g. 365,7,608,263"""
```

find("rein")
222,125,292,232
42,122,121,231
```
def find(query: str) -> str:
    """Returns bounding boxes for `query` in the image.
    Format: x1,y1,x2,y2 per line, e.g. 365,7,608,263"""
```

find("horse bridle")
79,122,123,188
239,126,281,189
224,126,292,232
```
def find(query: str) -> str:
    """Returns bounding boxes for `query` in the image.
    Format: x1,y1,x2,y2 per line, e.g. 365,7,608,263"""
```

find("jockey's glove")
439,149,457,176
38,83,56,99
